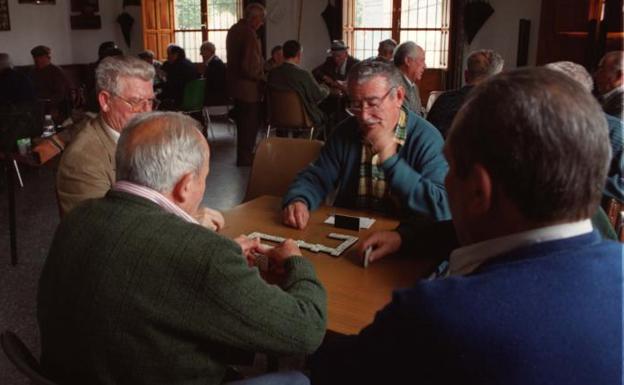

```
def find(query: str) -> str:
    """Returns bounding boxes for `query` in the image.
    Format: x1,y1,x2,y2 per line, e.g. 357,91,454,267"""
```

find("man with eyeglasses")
282,60,450,229
58,56,223,227
57,56,157,215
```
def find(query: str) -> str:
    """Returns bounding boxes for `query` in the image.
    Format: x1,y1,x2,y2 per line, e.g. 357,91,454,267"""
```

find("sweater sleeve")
281,125,348,210
381,115,451,220
187,233,327,356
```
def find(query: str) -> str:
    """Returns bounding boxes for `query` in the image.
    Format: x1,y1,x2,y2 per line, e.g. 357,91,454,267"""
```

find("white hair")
545,61,593,93
116,112,207,193
200,41,216,55
96,55,155,95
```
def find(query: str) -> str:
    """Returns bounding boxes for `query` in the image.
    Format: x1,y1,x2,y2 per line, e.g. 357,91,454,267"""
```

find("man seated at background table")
268,40,330,137
38,112,326,385
29,45,74,124
311,67,622,385
56,55,223,228
282,60,450,229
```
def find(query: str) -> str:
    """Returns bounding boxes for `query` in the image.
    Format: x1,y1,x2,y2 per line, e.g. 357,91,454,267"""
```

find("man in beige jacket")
57,55,224,230
226,3,265,166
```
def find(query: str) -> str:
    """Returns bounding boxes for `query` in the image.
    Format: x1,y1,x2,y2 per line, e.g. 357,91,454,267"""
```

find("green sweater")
38,191,327,385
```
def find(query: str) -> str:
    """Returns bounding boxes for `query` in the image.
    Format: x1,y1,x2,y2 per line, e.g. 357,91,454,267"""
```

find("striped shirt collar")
448,219,593,276
112,180,198,224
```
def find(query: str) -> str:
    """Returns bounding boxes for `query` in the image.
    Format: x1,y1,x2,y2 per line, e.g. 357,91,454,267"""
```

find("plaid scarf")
356,108,407,212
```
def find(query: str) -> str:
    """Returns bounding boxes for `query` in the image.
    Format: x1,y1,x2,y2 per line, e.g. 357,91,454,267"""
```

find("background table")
221,195,438,335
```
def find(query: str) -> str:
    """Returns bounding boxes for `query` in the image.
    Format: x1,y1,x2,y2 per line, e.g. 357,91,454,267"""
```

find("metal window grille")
174,0,242,63
344,0,450,69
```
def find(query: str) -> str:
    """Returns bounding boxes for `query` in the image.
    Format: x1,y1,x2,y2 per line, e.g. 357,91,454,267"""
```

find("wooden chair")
243,137,323,202
266,88,315,139
1,331,59,385
602,197,624,241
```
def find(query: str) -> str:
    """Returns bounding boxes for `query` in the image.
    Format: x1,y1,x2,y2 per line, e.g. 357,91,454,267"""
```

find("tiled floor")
0,123,251,384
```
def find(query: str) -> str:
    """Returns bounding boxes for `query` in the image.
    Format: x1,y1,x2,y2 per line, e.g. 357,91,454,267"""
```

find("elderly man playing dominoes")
311,67,622,385
282,59,450,229
39,112,326,385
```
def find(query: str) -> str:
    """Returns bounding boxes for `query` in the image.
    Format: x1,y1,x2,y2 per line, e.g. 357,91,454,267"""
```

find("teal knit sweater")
38,191,327,385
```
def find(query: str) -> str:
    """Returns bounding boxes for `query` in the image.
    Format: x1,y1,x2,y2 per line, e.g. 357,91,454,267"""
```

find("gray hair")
466,49,504,83
96,55,155,95
244,3,265,20
447,67,610,222
545,61,593,92
347,59,403,90
116,112,207,193
393,41,424,67
600,51,623,73
378,39,397,57
200,41,216,55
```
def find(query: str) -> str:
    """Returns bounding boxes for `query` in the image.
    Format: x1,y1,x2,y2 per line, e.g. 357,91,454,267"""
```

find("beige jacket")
226,19,265,102
56,116,116,214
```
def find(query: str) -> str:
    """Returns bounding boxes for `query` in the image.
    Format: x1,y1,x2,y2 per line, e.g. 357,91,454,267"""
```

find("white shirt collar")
448,219,593,277
402,73,415,88
204,54,215,66
602,85,624,101
112,181,199,224
102,119,120,143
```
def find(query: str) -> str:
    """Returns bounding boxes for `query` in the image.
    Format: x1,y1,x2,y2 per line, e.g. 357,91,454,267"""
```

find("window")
343,0,450,69
174,0,242,62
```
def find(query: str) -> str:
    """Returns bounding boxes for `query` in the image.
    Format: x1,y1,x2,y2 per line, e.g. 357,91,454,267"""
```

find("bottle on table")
41,114,56,138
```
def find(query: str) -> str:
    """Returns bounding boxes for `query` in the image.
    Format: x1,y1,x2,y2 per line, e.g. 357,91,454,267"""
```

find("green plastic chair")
181,79,206,113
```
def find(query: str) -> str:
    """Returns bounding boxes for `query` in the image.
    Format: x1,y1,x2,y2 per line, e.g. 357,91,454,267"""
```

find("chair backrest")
267,87,313,129
181,79,206,112
1,331,59,385
425,90,444,115
244,137,323,202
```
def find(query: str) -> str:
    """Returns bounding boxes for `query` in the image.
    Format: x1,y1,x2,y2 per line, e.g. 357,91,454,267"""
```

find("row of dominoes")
246,231,358,257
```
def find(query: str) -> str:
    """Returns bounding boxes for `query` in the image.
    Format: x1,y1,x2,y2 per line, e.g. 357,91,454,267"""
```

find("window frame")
173,0,242,62
342,0,451,68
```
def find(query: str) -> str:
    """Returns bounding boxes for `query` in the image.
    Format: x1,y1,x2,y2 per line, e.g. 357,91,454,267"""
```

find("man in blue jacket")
282,60,450,229
310,67,623,385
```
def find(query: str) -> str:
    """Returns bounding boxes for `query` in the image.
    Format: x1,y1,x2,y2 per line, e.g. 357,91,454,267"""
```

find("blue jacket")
311,231,623,385
282,111,451,220
604,113,624,202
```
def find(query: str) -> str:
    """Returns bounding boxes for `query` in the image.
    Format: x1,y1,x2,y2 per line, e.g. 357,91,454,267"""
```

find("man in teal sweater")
38,112,326,385
282,60,450,229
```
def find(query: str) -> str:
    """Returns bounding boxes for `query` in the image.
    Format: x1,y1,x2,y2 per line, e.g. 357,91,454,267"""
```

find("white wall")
464,0,542,75
265,0,331,71
0,0,143,66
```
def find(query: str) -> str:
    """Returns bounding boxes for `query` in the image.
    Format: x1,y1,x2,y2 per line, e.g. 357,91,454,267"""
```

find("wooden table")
221,195,437,335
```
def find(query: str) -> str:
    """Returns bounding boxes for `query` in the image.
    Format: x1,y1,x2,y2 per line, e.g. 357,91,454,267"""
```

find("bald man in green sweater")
38,112,326,385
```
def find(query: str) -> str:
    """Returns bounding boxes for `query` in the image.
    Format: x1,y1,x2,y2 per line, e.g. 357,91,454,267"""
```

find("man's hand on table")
358,230,402,265
194,206,225,231
283,200,310,229
265,239,302,269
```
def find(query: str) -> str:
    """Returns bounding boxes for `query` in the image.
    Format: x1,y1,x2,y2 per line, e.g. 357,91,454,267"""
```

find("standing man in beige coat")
226,3,266,166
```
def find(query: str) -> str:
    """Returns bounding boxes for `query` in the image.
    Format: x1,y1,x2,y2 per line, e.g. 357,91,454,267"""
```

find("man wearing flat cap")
29,45,73,123
313,40,360,92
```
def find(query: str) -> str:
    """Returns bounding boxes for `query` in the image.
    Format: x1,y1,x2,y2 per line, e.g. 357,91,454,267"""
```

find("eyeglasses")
345,87,396,116
113,94,160,112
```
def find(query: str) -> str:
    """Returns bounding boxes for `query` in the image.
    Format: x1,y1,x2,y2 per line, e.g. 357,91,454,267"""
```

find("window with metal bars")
343,0,450,69
173,0,242,63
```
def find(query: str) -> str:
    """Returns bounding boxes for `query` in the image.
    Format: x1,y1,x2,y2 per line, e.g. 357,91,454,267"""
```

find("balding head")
465,49,504,85
244,3,265,31
116,112,209,195
545,61,593,93
447,68,609,246
595,51,624,95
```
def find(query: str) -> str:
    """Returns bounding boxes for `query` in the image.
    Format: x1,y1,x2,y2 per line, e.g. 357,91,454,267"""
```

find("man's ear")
466,163,493,215
395,85,405,106
98,91,112,113
171,172,195,207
